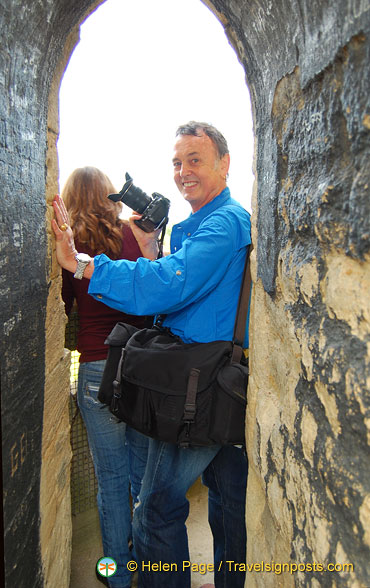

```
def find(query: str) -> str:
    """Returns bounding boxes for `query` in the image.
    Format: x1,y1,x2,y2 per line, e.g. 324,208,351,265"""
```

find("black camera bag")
98,246,251,447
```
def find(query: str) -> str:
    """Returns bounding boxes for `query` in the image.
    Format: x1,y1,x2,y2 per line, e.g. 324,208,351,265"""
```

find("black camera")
108,173,170,233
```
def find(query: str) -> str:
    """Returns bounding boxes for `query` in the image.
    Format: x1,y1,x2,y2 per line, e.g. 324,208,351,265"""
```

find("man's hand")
129,213,162,260
51,195,79,274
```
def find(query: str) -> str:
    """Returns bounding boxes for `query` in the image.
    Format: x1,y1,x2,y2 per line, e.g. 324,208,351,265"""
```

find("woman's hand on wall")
51,195,80,274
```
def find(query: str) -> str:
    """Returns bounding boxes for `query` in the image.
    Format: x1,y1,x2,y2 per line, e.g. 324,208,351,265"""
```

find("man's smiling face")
172,131,230,213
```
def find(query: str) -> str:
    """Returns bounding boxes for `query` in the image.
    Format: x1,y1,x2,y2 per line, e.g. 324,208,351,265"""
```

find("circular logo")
97,557,118,578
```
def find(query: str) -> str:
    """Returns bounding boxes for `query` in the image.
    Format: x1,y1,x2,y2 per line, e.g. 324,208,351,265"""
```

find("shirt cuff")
88,254,112,296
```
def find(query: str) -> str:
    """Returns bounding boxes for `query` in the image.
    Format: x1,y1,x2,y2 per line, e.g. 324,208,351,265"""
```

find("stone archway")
0,1,369,587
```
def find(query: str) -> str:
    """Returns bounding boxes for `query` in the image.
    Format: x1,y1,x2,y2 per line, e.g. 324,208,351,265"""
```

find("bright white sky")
58,0,254,225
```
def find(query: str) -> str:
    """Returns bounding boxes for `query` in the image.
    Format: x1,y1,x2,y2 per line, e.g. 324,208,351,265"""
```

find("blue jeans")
132,440,247,588
77,360,149,588
202,445,248,587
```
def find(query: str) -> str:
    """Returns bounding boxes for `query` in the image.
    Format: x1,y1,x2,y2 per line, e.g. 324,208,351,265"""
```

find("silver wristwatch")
74,253,92,280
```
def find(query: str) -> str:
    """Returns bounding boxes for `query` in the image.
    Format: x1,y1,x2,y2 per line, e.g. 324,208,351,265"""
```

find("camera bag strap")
231,244,253,364
180,244,252,440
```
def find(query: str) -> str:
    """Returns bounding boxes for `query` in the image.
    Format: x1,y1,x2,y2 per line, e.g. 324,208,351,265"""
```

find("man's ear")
220,153,230,177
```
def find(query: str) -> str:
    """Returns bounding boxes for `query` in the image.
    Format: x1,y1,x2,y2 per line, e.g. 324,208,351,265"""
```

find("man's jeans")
77,360,149,588
133,439,247,588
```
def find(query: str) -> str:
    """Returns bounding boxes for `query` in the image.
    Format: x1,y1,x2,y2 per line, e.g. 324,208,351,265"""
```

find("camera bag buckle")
111,348,126,413
182,368,200,423
180,368,199,448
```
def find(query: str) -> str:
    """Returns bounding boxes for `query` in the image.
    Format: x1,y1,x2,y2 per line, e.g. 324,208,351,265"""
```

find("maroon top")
62,223,150,363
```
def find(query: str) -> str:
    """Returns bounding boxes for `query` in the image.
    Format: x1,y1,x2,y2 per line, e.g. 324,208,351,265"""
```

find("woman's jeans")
77,360,149,588
133,439,248,588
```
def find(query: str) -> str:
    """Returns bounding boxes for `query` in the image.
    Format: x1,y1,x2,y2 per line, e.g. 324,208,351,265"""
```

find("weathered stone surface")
0,2,97,586
0,1,369,587
235,2,370,586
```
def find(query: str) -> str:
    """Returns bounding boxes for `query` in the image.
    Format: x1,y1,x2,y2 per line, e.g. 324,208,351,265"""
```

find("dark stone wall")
0,0,368,586
208,1,369,586
212,0,370,294
0,2,99,585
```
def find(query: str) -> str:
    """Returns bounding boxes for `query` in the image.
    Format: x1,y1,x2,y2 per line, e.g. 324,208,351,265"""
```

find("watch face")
76,253,91,263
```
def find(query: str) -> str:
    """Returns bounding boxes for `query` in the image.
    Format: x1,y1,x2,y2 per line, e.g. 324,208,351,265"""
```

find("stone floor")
70,476,214,588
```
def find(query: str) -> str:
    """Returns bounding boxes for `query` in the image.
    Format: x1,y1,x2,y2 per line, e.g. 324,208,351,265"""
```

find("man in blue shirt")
53,121,251,588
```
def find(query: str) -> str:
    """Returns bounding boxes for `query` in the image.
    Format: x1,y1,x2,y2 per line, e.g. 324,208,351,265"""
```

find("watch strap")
73,255,92,280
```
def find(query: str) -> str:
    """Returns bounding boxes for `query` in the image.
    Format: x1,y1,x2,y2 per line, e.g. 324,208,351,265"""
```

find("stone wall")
0,2,100,586
205,1,369,586
0,0,368,586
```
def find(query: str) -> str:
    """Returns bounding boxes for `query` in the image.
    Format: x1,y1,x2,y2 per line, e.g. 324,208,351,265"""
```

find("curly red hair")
62,167,126,259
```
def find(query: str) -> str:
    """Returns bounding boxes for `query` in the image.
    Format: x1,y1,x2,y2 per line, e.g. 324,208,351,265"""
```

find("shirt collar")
174,187,231,231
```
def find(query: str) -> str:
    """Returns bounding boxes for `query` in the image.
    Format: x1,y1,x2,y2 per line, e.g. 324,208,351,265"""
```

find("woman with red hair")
61,166,149,588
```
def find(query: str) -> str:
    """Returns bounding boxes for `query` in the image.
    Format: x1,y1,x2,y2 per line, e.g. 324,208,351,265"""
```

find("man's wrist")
150,240,160,260
140,239,159,260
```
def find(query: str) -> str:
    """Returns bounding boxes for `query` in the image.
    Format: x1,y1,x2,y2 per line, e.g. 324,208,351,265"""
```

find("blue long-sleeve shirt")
89,188,251,344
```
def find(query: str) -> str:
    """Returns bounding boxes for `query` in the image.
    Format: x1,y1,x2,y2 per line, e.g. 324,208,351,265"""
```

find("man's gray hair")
175,121,229,158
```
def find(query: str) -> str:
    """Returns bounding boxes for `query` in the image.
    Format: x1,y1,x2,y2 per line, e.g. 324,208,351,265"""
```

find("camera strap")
156,220,168,259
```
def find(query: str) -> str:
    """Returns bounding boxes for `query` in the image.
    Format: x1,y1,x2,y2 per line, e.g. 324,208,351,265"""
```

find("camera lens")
121,182,152,214
108,173,152,214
